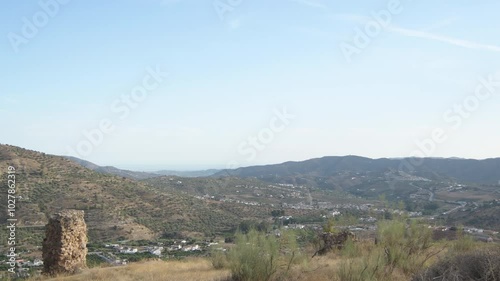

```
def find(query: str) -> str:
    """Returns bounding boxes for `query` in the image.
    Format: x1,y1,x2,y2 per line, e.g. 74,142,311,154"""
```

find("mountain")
65,156,160,180
2,144,499,251
65,157,221,179
216,156,500,185
0,145,251,248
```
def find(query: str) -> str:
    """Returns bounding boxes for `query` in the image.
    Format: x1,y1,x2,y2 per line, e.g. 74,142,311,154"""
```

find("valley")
0,144,499,277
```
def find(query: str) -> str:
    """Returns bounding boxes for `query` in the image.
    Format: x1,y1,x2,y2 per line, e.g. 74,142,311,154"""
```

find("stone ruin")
42,210,88,275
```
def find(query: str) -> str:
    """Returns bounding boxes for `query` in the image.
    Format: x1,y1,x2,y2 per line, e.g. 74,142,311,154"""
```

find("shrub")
337,219,443,281
227,229,301,281
337,247,388,281
228,229,280,281
211,250,228,270
413,247,500,281
314,220,356,257
450,229,477,254
86,254,108,268
377,219,436,275
340,237,361,258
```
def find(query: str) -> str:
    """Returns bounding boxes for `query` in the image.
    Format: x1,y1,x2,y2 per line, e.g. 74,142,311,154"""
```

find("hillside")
0,145,250,249
217,156,500,185
2,144,499,252
212,156,500,229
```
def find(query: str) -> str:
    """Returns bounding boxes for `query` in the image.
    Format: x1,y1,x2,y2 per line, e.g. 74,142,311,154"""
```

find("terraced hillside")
144,175,363,208
2,143,498,254
0,145,250,249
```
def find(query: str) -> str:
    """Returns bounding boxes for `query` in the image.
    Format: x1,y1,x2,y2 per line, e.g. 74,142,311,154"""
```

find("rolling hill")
2,143,499,252
216,156,500,185
0,145,255,249
65,156,220,179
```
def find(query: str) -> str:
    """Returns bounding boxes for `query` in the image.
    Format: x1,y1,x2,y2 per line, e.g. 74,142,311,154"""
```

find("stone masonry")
42,210,87,275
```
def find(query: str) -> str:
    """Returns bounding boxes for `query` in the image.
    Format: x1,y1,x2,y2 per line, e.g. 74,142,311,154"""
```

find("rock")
42,210,87,275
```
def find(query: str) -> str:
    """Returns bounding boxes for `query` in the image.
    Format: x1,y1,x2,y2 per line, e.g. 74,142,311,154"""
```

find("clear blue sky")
1,0,500,170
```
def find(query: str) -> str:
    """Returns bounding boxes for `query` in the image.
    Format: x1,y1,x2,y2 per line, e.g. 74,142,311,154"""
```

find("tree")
271,210,285,217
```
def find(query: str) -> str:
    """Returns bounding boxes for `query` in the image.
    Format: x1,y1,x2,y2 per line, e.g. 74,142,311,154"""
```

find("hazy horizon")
112,153,500,172
62,148,500,171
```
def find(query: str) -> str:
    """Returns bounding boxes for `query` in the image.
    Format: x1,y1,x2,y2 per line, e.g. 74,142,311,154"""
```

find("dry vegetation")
31,259,230,281
0,145,258,244
2,145,500,280
18,228,499,281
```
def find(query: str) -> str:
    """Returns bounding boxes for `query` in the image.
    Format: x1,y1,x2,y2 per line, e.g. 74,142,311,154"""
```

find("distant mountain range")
65,156,221,179
215,156,500,185
67,154,500,185
1,144,500,245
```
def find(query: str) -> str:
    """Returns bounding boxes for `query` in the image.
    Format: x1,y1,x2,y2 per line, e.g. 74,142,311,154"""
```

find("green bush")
227,229,301,281
377,219,434,274
210,250,228,270
340,237,360,258
337,219,441,281
450,230,476,254
337,247,387,281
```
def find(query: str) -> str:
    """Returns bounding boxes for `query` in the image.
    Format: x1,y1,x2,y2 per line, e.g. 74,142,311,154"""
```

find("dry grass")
33,259,230,281
289,253,342,281
26,248,359,281
25,236,493,281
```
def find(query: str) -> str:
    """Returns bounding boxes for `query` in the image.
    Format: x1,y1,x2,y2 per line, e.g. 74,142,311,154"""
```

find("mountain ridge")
65,156,221,179
216,155,500,185
0,144,247,245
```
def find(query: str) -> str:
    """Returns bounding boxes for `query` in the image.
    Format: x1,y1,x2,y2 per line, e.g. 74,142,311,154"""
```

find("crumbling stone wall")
42,210,87,275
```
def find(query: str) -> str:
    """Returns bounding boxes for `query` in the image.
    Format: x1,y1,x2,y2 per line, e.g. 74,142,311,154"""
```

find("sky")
1,0,500,170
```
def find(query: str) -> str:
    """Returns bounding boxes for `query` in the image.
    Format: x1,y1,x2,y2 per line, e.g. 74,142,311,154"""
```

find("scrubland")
25,219,500,281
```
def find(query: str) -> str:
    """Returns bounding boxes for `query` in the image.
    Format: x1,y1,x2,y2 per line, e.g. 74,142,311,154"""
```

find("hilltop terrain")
0,145,256,249
217,155,500,185
1,144,499,253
